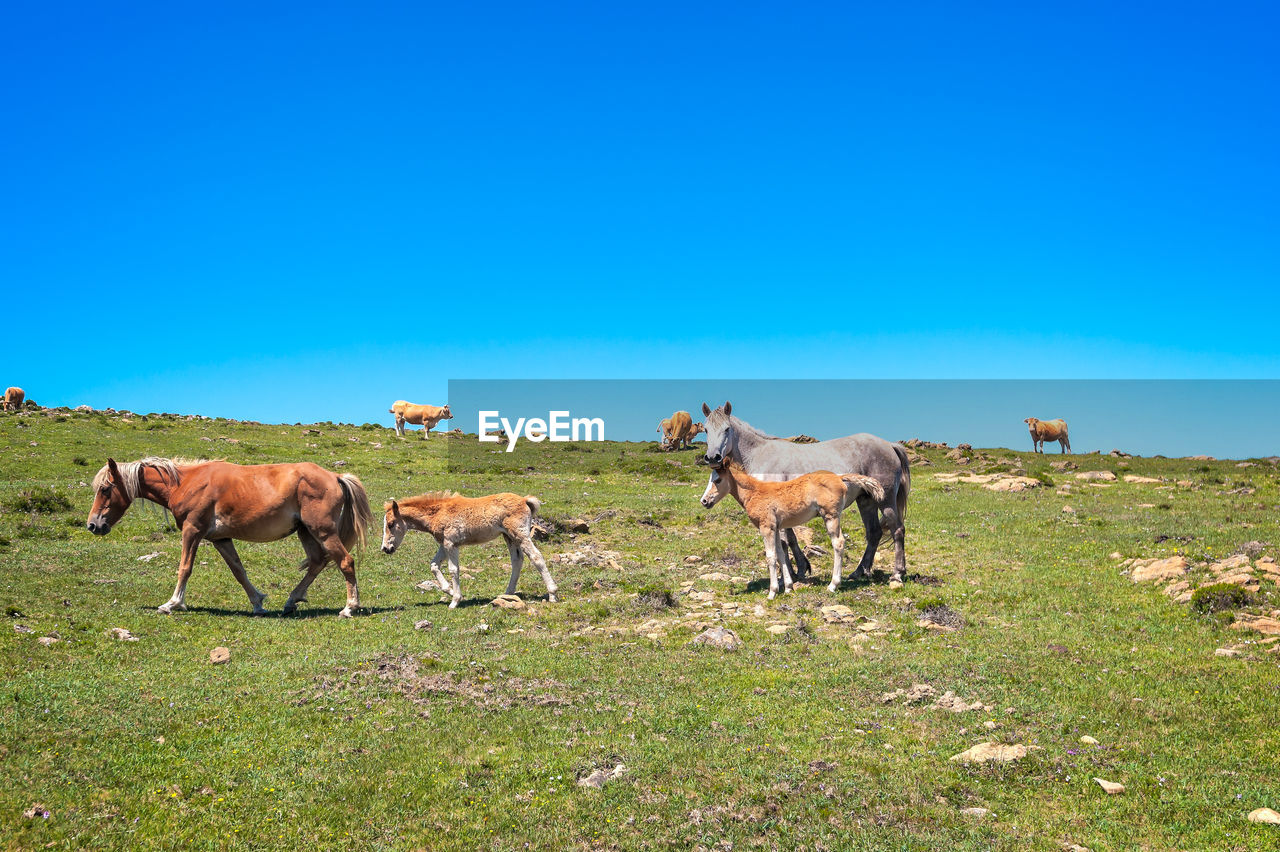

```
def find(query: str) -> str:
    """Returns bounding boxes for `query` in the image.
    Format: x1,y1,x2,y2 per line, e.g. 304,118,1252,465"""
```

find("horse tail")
841,473,885,504
525,496,542,516
337,474,373,554
893,443,911,517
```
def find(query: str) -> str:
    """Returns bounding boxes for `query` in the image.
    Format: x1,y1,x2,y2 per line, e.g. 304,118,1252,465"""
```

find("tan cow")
389,401,452,438
658,410,704,450
1024,417,1071,454
4,387,24,411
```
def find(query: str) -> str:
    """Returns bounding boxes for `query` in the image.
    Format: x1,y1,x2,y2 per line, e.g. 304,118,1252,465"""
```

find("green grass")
1,409,1279,850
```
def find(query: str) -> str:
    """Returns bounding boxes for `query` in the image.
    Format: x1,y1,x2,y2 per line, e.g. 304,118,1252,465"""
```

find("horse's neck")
136,465,178,508
729,418,771,462
725,464,761,503
404,500,443,532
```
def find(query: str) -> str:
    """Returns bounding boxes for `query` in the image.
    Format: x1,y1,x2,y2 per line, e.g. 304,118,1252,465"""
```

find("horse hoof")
547,593,559,603
338,607,354,618
827,584,839,594
448,600,460,610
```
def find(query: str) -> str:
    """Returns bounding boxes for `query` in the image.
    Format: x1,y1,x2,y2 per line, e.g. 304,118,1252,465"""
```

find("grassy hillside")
1,409,1278,850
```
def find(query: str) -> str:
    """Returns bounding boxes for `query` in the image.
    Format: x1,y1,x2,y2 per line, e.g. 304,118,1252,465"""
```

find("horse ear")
723,401,731,415
701,402,711,416
390,500,402,519
107,458,121,480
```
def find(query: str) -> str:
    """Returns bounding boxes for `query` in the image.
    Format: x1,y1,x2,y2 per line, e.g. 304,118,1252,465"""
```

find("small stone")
137,552,162,562
22,803,50,819
1247,808,1280,825
1079,735,1099,745
1093,777,1125,795
1130,555,1189,583
1215,648,1242,658
888,579,904,590
683,555,703,564
698,571,731,582
491,594,526,611
107,627,138,642
563,518,590,533
37,637,58,646
983,720,997,730
209,646,231,665
960,807,992,819
766,624,790,635
1123,475,1161,484
690,626,742,651
1075,470,1117,482
413,619,432,630
578,763,627,788
820,604,857,624
1062,505,1075,514
1109,552,1124,560
949,742,1027,764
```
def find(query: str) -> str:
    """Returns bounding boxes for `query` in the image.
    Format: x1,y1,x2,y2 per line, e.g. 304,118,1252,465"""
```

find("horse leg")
283,528,327,615
311,531,358,617
444,544,463,609
504,535,523,596
158,525,203,613
777,528,794,595
878,499,907,583
762,523,780,600
430,544,451,593
825,512,845,594
784,527,811,579
210,540,267,615
519,536,558,602
394,414,406,437
851,497,882,579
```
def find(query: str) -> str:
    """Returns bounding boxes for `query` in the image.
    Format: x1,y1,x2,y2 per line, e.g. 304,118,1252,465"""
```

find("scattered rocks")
562,518,590,534
578,763,627,789
491,594,526,611
209,646,231,665
137,552,162,562
690,627,742,651
22,803,50,819
1093,777,1125,795
1247,807,1280,825
766,624,791,635
934,691,992,713
1214,648,1242,658
1075,471,1117,482
960,807,992,819
413,619,433,631
1079,735,1099,746
683,555,703,564
698,572,731,582
1123,475,1162,484
107,627,138,642
37,636,58,646
882,683,937,704
949,742,1027,764
1062,505,1075,514
1232,613,1280,637
932,472,1041,492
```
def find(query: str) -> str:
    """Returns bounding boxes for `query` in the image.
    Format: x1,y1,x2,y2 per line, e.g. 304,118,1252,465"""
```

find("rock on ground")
1075,471,1117,482
949,742,1027,764
690,626,742,651
1247,807,1280,825
578,763,627,788
491,594,526,611
107,627,138,642
1093,777,1125,795
209,646,231,665
1129,555,1189,583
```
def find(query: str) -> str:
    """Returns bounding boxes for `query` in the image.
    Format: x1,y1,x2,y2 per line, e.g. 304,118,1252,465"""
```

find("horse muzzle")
86,519,111,535
381,544,396,555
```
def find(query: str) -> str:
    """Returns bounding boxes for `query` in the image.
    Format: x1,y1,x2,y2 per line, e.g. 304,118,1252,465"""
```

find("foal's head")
700,458,735,509
86,458,132,535
699,401,734,467
382,501,409,554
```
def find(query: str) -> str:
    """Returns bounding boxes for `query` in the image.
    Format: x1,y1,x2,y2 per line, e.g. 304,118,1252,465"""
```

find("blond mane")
92,457,197,501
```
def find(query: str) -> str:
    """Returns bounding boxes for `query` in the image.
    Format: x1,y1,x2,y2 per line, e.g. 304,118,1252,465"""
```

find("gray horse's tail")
892,443,911,517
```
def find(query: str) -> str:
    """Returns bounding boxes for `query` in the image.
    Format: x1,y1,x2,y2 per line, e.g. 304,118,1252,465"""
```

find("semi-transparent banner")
443,379,1280,470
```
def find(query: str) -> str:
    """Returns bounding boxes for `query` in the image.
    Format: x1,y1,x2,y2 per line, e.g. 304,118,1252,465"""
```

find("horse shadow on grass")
140,604,406,619
737,569,898,596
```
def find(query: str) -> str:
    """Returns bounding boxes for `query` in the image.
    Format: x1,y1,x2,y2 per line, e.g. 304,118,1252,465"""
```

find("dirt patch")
302,653,575,712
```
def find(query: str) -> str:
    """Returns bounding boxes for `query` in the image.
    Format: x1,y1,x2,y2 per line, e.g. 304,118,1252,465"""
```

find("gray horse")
699,401,910,584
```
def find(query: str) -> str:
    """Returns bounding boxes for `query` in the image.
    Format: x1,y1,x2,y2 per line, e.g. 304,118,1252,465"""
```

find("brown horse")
700,456,884,598
381,491,558,608
86,457,372,617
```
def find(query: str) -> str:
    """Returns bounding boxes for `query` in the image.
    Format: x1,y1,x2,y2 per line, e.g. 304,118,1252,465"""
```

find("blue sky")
3,2,1278,444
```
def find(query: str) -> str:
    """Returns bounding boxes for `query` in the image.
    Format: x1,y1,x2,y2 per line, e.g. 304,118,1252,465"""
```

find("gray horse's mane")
92,457,194,501
706,408,774,441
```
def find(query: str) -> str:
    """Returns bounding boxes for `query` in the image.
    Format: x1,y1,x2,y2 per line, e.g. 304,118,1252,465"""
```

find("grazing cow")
381,492,559,609
700,456,884,598
389,401,452,438
4,387,24,411
657,410,704,450
1024,417,1071,454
